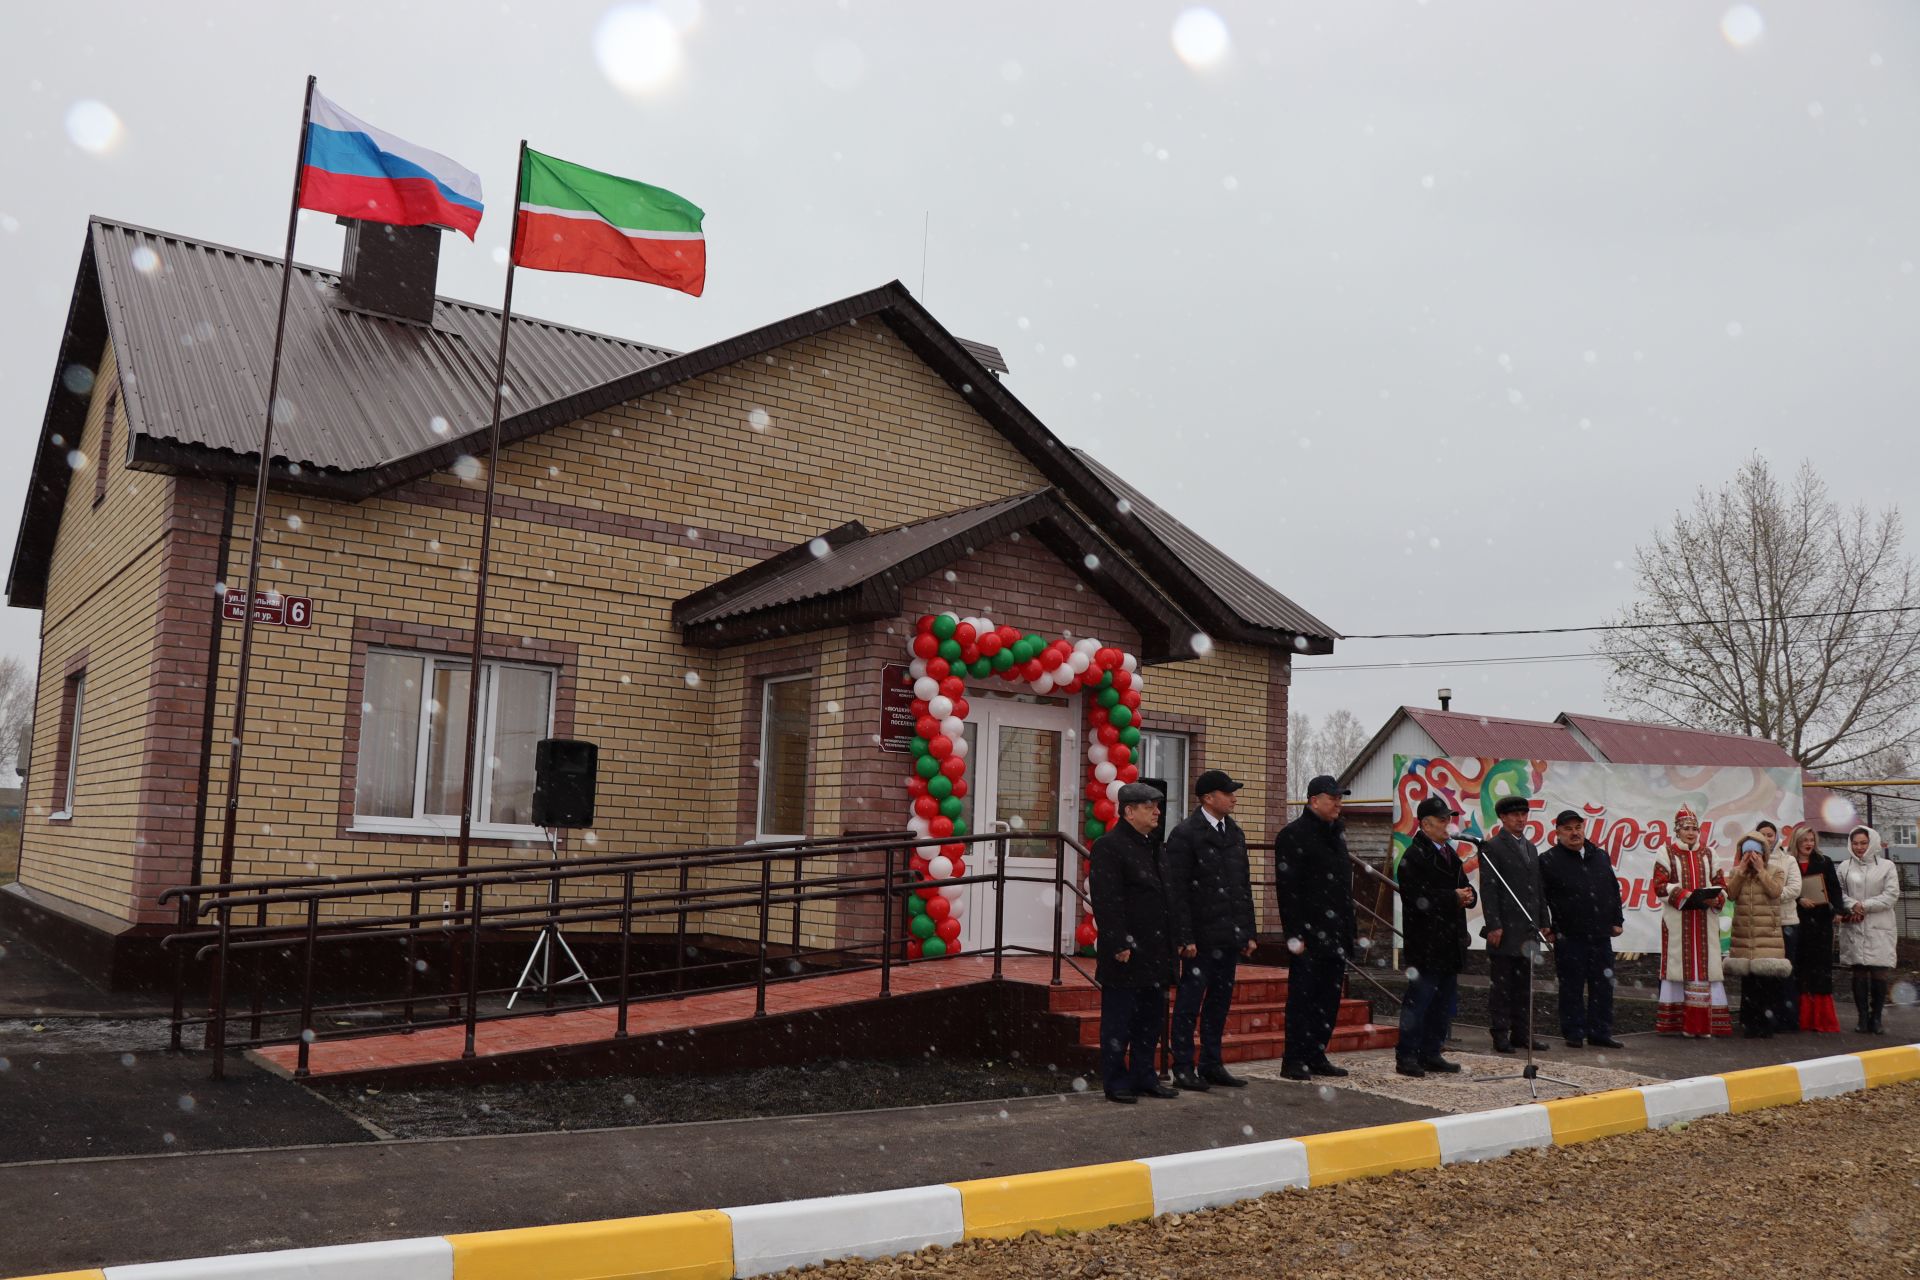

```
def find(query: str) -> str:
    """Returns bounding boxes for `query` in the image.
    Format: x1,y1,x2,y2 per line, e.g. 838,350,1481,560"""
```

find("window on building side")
757,676,813,839
352,650,555,833
1139,730,1190,807
1891,821,1917,848
53,671,85,818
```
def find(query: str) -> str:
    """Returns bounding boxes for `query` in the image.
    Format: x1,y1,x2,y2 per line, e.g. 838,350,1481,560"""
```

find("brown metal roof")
955,338,1009,376
1557,712,1799,768
1072,450,1338,644
93,218,673,473
1403,707,1591,761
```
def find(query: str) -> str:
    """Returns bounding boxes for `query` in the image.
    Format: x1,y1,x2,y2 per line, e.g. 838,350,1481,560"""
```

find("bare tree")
1601,456,1920,770
0,655,31,780
1287,711,1315,799
1312,708,1371,781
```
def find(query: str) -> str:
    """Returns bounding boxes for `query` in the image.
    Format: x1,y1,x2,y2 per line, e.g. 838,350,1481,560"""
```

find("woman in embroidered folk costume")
1651,807,1731,1037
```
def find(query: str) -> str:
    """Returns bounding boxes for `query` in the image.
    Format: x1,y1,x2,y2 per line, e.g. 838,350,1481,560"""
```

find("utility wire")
1339,603,1920,642
1299,625,1920,674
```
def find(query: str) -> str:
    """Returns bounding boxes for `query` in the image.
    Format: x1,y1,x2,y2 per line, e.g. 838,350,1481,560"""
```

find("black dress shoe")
1104,1089,1137,1104
1171,1070,1212,1091
1201,1066,1248,1088
1308,1059,1349,1078
1420,1056,1463,1074
1530,1038,1553,1051
1394,1059,1427,1078
1491,1033,1516,1054
1587,1035,1624,1049
1137,1083,1182,1100
1564,1037,1585,1048
1279,1060,1313,1082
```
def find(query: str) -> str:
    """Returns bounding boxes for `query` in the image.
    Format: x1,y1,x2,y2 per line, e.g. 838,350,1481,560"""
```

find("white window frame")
349,649,556,839
1139,729,1191,808
51,672,84,821
755,675,814,842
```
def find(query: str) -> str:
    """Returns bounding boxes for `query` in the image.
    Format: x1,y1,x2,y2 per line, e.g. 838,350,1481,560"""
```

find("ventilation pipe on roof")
1438,687,1452,712
334,218,443,325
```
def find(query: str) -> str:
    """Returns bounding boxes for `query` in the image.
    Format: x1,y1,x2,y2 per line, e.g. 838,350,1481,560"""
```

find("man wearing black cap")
1479,795,1552,1055
1164,769,1258,1091
1272,775,1358,1082
1089,782,1181,1104
1539,809,1626,1049
1395,796,1477,1077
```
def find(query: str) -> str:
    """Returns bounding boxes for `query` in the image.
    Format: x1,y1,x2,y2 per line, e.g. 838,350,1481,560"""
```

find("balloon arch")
899,611,1145,958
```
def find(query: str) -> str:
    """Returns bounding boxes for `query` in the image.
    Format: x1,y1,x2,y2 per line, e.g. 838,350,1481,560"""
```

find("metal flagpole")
453,141,527,1050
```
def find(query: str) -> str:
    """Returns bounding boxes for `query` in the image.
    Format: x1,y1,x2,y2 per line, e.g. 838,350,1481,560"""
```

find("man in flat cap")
1273,775,1358,1081
1164,769,1258,1091
1539,808,1626,1048
1089,782,1181,1104
1478,795,1552,1055
1394,796,1477,1077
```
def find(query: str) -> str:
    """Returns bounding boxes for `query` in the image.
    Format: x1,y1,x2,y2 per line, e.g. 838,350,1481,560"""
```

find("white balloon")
1033,673,1054,694
939,716,965,739
1107,779,1125,803
950,736,969,759
913,676,940,702
1075,637,1100,654
1088,744,1109,766
976,617,994,633
908,658,928,681
947,895,969,918
1130,672,1144,692
939,884,965,901
1068,651,1092,673
1121,653,1138,673
928,855,954,879
928,695,954,720
908,816,932,838
1094,762,1118,785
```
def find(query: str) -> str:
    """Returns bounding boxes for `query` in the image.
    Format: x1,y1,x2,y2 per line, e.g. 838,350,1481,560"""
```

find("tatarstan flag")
512,148,706,295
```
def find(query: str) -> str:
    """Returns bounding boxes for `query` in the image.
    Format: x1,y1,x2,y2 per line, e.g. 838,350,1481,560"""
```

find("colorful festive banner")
1391,755,1806,953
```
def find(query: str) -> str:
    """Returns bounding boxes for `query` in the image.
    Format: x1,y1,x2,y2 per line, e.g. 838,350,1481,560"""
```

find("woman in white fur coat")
1836,825,1900,1034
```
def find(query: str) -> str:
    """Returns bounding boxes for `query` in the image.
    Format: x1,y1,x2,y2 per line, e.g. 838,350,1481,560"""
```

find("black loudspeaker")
532,739,598,828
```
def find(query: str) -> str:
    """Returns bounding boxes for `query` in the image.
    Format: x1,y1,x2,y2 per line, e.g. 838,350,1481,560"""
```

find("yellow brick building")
3,217,1336,986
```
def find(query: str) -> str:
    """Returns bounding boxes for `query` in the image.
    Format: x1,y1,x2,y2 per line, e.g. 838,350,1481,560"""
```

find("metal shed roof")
1557,712,1800,768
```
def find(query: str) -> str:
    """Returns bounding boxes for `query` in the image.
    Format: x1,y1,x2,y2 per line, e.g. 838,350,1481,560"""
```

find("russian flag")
300,90,483,240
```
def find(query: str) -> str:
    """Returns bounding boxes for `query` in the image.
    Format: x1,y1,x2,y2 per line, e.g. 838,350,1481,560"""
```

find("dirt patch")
800,1081,1920,1279
1241,1048,1656,1113
318,1056,1086,1139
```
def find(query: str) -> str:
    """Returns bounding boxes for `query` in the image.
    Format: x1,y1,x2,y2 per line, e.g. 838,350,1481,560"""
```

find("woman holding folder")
1787,825,1845,1033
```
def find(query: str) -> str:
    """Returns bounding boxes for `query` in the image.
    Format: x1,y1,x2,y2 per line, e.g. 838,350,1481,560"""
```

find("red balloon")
1017,658,1040,681
978,633,1002,658
911,698,929,719
912,633,940,660
916,886,940,902
942,842,967,859
928,735,953,760
948,858,966,877
926,657,950,681
1111,669,1131,691
1120,690,1141,711
935,917,962,943
910,854,931,874
914,796,940,819
997,625,1019,645
907,939,924,959
1094,799,1117,824
952,698,971,719
1119,765,1140,784
1089,705,1110,725
940,676,966,700
930,816,955,838
1074,922,1098,947
916,615,936,634
916,715,940,740
1096,646,1122,669
907,776,929,797
1109,744,1131,767
960,644,980,664
950,779,968,799
1060,678,1082,694
926,895,952,921
943,941,963,957
954,622,976,646
940,757,966,780
1097,724,1121,746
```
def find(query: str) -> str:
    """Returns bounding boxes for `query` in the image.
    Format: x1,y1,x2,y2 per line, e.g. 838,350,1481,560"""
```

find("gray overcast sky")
3,1,1916,741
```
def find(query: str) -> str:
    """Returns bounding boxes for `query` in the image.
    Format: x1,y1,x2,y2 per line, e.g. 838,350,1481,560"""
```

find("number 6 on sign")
285,596,313,629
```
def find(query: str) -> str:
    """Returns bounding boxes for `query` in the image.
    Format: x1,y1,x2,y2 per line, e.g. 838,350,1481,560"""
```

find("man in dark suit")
1089,782,1182,1104
1395,796,1477,1077
1164,769,1258,1091
1478,794,1552,1054
1539,808,1626,1048
1273,775,1358,1082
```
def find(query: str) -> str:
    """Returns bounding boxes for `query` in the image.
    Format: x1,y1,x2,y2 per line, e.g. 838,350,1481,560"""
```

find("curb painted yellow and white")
17,1044,1920,1280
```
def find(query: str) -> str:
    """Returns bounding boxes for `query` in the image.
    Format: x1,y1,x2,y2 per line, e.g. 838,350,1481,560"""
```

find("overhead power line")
1339,603,1920,642
1298,625,1920,674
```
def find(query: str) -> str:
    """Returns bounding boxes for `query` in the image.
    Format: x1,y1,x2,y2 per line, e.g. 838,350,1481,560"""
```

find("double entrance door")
955,694,1080,956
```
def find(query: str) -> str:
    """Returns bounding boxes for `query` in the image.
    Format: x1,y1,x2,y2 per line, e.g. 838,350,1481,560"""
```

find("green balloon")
911,736,929,758
991,650,1015,672
1023,633,1044,652
1077,943,1096,958
1097,687,1120,709
907,894,928,916
910,914,936,940
1107,705,1133,728
950,817,969,838
915,755,940,779
932,614,958,640
922,937,949,958
1118,726,1142,748
1084,818,1106,839
939,796,964,820
970,658,992,678
938,638,963,663
928,775,953,800
1098,669,1113,688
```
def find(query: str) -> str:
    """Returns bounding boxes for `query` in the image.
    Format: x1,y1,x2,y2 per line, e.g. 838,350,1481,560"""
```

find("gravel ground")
1241,1048,1656,1113
321,1057,1084,1138
798,1080,1920,1280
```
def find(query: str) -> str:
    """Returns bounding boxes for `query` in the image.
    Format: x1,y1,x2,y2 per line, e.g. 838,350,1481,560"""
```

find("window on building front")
1139,730,1190,806
757,676,813,839
52,671,85,819
352,650,555,833
1892,821,1917,848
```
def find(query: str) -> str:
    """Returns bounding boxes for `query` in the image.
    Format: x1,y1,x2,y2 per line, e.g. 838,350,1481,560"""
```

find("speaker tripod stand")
507,827,604,1009
1466,840,1574,1098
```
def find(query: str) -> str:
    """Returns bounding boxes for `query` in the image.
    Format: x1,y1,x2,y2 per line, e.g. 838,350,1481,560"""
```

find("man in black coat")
1478,794,1552,1054
1395,796,1477,1077
1164,769,1259,1091
1538,808,1626,1048
1089,782,1182,1104
1272,775,1359,1082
